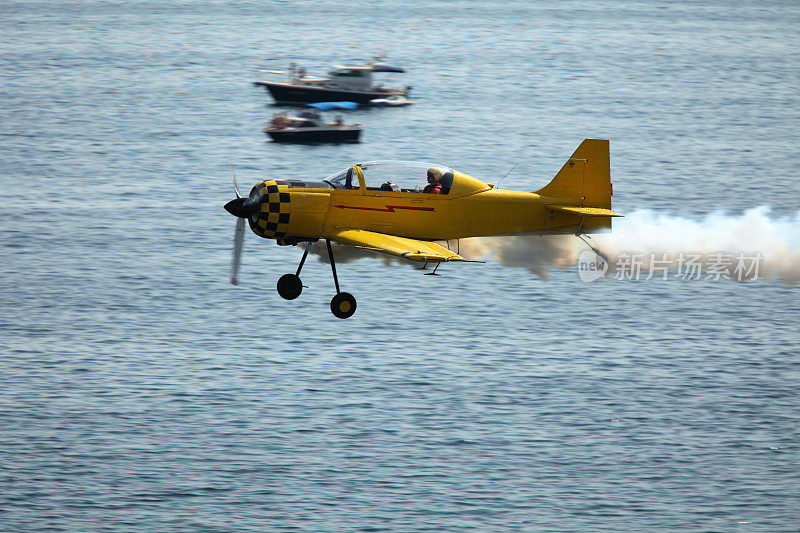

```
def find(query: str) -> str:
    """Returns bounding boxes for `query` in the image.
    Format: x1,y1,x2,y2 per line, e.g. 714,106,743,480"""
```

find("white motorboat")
254,56,410,104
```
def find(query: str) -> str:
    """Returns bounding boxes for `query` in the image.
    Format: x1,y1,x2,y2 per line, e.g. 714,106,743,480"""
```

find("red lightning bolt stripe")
333,205,435,212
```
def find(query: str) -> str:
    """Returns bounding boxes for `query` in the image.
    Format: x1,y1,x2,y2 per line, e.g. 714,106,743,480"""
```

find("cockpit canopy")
324,161,487,196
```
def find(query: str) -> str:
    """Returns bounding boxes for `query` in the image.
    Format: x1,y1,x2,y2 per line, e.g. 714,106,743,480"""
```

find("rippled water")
2,1,799,531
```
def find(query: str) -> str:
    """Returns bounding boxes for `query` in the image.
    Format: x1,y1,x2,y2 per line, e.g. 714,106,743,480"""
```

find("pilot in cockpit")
424,168,444,194
424,167,453,194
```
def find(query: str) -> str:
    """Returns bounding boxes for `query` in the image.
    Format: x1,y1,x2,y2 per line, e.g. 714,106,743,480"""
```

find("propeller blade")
231,217,245,285
227,155,242,199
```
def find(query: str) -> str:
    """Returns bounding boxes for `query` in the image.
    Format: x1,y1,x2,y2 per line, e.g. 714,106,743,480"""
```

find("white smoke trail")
466,206,800,283
304,207,800,283
594,206,800,283
456,235,579,280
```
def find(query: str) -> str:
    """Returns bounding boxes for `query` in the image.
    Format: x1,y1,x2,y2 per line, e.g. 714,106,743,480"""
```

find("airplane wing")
546,205,624,217
328,229,465,263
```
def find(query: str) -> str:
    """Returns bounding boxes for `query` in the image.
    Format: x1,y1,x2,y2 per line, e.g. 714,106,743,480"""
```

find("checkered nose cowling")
248,180,292,239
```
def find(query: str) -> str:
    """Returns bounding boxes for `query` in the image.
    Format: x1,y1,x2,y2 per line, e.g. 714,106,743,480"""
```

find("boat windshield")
329,68,369,78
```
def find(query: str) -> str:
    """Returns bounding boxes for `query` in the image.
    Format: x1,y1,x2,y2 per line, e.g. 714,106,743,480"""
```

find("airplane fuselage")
246,178,609,246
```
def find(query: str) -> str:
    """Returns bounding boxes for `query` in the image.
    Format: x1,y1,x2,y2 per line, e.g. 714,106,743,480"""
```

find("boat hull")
265,127,362,143
255,81,405,104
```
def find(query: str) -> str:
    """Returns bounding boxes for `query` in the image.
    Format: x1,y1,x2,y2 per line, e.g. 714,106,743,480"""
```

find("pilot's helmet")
427,167,444,182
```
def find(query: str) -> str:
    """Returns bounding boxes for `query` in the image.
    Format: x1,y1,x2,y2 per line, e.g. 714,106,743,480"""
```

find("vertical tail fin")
534,139,612,209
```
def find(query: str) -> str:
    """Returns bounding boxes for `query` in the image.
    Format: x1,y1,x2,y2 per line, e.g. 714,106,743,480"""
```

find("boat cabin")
269,111,335,129
294,65,374,92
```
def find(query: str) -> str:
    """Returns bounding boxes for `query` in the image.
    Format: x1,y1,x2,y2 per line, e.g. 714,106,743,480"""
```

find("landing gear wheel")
330,292,357,319
277,274,302,300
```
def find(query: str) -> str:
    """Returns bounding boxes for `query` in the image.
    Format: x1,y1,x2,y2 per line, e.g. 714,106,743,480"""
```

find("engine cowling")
248,179,292,239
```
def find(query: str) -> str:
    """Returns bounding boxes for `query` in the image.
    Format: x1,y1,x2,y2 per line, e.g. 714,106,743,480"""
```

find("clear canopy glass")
325,161,455,193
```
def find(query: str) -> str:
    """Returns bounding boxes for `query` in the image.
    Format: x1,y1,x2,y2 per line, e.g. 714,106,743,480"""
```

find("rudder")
534,139,611,209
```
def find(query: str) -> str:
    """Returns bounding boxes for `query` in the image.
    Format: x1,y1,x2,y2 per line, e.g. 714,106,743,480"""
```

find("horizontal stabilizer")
330,229,465,262
547,205,623,217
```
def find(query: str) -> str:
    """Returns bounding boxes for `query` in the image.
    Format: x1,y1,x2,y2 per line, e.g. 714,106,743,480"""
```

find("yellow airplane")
224,138,622,318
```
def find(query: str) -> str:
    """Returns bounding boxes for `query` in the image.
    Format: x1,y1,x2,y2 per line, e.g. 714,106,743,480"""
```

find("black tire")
330,292,357,319
277,273,302,300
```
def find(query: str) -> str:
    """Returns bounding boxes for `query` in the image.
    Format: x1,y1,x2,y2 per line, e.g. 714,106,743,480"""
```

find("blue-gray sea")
2,1,799,531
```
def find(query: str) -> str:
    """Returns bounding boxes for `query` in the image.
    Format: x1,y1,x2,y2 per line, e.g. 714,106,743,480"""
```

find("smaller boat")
264,111,361,143
369,94,414,107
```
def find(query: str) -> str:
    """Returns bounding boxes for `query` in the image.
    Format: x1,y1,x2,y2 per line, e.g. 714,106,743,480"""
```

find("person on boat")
424,168,444,194
270,113,290,129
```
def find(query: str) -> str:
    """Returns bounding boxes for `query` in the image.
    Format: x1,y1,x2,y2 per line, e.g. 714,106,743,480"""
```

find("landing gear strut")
326,239,357,319
275,241,357,318
277,245,309,300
